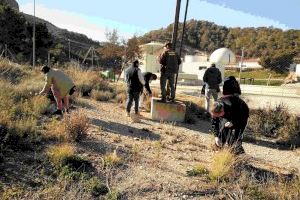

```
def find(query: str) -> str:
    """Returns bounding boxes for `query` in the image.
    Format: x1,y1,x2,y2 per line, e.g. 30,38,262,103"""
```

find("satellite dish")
210,48,236,65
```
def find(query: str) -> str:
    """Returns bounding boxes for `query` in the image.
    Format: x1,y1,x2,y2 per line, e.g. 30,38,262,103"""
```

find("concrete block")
151,98,186,122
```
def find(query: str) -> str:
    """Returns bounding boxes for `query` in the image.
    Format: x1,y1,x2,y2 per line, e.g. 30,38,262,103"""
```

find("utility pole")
33,0,36,68
171,0,181,51
175,0,189,94
238,47,245,83
68,39,71,61
91,47,94,68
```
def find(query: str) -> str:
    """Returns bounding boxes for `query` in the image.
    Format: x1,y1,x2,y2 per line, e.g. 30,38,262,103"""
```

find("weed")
47,143,75,166
104,150,122,167
105,190,121,200
85,177,109,197
0,185,25,200
187,164,209,177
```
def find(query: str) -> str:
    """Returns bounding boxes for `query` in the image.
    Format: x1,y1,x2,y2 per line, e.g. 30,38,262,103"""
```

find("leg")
160,74,167,101
205,89,212,112
63,95,70,112
126,91,134,114
133,92,140,114
211,89,218,102
51,87,63,111
168,73,175,100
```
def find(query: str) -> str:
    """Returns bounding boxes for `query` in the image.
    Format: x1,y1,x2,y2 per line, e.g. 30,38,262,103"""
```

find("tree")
259,50,296,72
0,5,28,57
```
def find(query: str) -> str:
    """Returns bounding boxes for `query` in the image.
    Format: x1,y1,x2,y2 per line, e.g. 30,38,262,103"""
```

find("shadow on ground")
90,118,161,141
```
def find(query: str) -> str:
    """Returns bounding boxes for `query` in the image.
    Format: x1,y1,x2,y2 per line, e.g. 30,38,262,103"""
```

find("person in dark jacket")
159,42,181,102
125,60,145,117
211,77,249,154
139,72,157,108
203,63,222,113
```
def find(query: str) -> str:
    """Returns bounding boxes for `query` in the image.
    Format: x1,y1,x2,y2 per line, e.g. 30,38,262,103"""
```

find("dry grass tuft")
209,148,238,181
47,143,75,166
92,90,115,102
104,150,122,167
187,164,209,177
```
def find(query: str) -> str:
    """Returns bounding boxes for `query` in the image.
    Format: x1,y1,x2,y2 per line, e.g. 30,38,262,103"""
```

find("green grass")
225,69,287,79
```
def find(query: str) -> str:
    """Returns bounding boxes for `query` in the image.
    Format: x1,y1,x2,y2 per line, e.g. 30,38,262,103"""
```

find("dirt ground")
75,98,300,199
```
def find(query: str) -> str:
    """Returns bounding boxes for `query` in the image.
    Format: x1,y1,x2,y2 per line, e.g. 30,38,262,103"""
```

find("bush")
47,143,75,167
248,104,300,145
92,90,115,102
104,150,122,167
0,59,27,84
64,111,89,142
85,177,109,197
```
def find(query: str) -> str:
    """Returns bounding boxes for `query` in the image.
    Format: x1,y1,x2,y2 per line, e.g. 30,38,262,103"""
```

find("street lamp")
33,0,36,68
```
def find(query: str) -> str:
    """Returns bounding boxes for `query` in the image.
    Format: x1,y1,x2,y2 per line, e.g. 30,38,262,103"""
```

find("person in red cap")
211,76,249,154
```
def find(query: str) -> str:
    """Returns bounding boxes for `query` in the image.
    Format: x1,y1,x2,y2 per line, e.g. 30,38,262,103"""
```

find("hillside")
0,0,100,64
139,19,300,59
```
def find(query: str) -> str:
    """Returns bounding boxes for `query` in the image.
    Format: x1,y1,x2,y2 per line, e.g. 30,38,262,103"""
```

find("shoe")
168,98,175,103
159,98,166,103
53,109,63,115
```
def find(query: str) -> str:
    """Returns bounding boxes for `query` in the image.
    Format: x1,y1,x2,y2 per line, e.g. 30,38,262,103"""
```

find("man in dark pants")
125,60,145,117
211,77,249,154
159,42,181,102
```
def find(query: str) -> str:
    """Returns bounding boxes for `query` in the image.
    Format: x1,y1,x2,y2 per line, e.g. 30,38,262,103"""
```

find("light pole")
33,0,36,67
171,0,181,51
238,47,245,83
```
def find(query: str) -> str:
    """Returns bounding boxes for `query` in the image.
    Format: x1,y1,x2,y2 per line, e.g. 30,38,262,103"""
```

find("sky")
18,0,300,42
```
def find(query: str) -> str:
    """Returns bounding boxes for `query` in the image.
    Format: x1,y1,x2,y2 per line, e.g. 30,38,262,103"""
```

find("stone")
151,97,186,122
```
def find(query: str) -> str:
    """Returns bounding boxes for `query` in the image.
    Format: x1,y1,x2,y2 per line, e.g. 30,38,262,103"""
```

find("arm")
39,75,52,95
145,82,152,95
211,117,220,137
138,70,145,85
177,54,182,65
217,71,222,84
159,52,167,66
203,70,208,83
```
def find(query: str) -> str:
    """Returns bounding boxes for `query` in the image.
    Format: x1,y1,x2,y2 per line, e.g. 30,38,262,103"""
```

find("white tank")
210,48,236,65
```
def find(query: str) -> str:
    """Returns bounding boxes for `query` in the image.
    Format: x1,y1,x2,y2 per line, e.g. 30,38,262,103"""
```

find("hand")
215,137,222,147
225,121,233,128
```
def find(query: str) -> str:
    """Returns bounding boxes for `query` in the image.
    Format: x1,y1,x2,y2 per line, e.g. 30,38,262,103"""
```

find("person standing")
139,72,157,108
125,60,145,117
159,42,181,102
39,65,76,115
203,63,222,114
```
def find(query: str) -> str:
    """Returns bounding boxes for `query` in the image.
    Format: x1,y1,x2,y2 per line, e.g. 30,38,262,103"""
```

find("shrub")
92,90,115,102
248,104,300,145
64,111,89,142
31,95,51,116
0,59,27,84
116,93,126,104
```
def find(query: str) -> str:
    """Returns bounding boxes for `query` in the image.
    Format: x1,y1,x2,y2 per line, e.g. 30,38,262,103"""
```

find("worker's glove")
225,121,233,128
215,137,222,147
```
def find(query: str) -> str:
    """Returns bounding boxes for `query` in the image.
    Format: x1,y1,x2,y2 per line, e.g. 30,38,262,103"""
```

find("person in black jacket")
211,77,249,154
125,60,145,117
139,72,157,108
159,42,182,102
203,63,222,113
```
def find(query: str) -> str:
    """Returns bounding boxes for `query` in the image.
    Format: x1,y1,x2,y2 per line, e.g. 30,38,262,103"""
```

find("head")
164,42,172,50
41,65,50,74
133,60,139,68
151,74,157,81
223,76,241,95
211,63,216,68
211,101,225,118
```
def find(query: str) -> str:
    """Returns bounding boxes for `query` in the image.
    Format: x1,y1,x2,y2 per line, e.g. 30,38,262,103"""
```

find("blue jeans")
160,73,175,100
126,90,140,114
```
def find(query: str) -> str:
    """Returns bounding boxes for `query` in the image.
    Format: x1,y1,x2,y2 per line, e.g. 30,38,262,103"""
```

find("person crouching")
39,65,76,115
211,76,249,154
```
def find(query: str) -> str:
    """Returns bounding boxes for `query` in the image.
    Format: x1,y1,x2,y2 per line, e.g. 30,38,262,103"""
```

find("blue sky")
18,0,300,41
